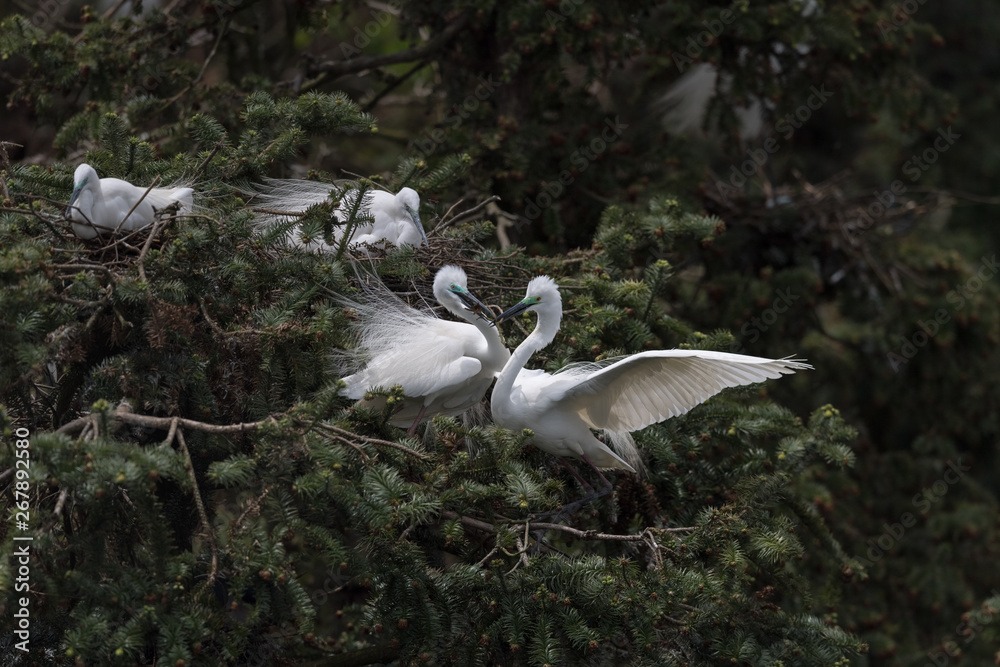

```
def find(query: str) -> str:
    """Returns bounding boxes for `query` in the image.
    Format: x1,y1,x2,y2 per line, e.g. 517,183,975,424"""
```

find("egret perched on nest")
491,275,811,484
65,163,194,240
339,265,509,435
249,178,426,251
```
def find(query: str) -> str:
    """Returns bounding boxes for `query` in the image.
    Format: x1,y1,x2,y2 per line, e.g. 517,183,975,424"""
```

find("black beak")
493,300,532,327
454,289,494,323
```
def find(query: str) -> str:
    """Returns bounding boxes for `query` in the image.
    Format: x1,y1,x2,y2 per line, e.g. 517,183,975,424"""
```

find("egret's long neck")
85,180,105,224
493,302,561,402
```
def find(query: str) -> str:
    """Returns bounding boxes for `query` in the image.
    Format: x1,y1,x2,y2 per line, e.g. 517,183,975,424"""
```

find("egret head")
494,276,562,327
433,265,492,322
397,187,427,246
66,163,98,216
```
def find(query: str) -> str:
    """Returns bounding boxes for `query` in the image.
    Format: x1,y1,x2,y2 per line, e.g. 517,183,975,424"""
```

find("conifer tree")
2,1,998,666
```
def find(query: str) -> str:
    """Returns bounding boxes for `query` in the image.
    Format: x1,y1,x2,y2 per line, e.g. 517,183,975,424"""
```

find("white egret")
65,163,194,240
339,265,509,435
249,178,426,251
491,276,811,481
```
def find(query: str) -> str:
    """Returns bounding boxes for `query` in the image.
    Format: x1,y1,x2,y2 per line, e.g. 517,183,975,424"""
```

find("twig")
136,216,164,283
192,139,226,181
475,544,500,568
53,488,70,517
176,425,219,583
525,522,649,542
312,423,428,460
57,411,272,436
431,195,500,235
0,141,20,200
231,487,270,535
251,208,307,217
362,60,429,112
114,176,160,233
307,13,469,80
329,434,372,463
101,0,128,19
441,510,694,543
158,19,229,111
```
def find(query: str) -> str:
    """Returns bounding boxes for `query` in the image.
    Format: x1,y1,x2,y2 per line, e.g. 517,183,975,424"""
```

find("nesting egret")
339,265,509,435
654,1,817,141
491,276,811,479
249,178,426,251
65,163,194,240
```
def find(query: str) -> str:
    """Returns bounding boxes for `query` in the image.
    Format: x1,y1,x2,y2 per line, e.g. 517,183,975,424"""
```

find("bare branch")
308,13,469,80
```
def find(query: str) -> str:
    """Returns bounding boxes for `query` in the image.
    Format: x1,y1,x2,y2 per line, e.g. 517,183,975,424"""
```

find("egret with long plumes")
250,178,426,251
491,275,811,484
65,163,194,240
340,265,509,435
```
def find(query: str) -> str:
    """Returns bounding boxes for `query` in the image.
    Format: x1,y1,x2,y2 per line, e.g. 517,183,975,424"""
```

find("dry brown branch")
57,409,271,437
440,510,693,544
431,195,501,235
311,422,428,460
231,487,270,536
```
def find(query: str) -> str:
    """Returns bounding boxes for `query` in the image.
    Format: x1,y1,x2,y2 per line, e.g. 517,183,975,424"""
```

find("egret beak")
406,205,428,247
493,298,536,327
449,284,493,322
66,184,82,217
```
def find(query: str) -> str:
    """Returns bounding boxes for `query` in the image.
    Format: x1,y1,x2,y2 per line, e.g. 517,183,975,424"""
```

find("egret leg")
559,457,595,494
581,454,614,495
406,404,428,437
531,456,614,524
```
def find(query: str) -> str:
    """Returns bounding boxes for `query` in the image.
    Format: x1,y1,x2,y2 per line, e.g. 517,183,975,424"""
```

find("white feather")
491,276,810,473
246,178,426,252
65,163,194,240
338,266,509,427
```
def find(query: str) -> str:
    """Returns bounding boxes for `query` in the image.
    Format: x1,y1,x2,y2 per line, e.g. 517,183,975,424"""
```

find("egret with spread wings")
491,275,811,480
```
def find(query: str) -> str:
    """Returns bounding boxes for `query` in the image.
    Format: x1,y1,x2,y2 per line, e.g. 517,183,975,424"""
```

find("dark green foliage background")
1,1,998,665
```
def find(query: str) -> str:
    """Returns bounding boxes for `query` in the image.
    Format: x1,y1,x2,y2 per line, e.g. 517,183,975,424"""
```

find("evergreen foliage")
1,1,998,666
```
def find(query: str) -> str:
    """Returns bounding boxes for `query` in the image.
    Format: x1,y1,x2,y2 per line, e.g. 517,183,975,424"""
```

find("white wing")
555,350,811,432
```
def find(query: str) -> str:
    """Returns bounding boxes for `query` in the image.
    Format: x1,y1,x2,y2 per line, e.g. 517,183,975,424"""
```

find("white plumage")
491,276,811,473
654,63,765,141
249,178,426,252
65,163,194,240
339,265,510,433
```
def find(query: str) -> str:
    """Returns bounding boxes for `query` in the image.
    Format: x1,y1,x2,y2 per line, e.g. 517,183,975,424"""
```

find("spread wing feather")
556,350,811,432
